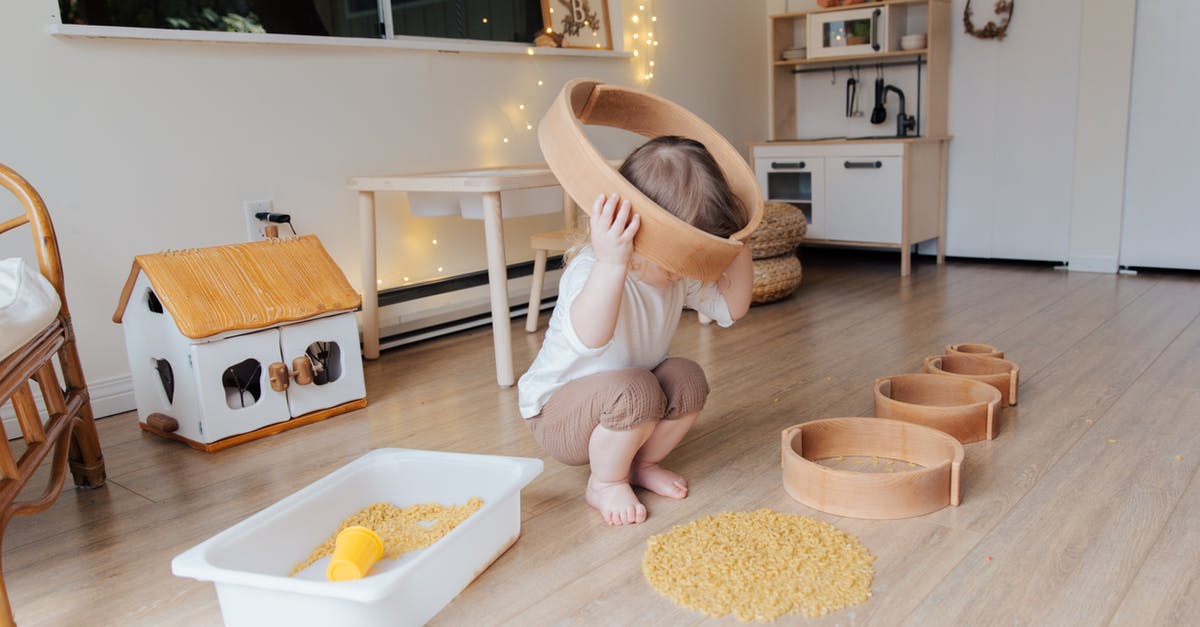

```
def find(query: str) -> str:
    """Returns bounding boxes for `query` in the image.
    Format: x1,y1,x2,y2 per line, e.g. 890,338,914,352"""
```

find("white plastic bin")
172,448,543,626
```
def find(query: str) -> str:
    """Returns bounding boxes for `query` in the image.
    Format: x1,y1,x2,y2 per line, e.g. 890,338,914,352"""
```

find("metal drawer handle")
871,9,881,52
770,161,806,169
844,160,883,169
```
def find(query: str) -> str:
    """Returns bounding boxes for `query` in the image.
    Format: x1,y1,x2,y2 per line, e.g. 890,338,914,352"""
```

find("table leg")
937,141,948,265
482,191,515,387
358,191,380,360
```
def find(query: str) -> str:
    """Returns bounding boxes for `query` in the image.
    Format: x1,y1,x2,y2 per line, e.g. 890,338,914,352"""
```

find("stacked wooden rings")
782,342,1019,519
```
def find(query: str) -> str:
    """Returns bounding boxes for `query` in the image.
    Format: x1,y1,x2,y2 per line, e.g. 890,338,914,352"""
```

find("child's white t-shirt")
517,246,733,419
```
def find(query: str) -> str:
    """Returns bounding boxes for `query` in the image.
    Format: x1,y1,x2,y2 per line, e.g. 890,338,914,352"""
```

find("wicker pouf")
749,201,808,259
747,202,806,304
751,254,804,304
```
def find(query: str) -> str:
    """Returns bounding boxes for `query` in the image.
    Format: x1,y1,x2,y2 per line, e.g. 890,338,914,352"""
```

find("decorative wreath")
538,79,763,281
964,0,1014,40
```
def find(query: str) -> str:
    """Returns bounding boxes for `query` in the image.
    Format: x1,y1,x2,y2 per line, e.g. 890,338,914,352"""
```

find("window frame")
47,1,629,58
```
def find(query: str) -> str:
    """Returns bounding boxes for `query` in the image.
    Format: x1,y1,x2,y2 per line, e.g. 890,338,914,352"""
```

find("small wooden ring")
874,373,1002,443
945,342,1004,359
925,354,1020,406
781,417,964,519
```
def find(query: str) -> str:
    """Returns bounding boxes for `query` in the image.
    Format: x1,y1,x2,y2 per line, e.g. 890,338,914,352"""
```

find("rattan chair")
0,163,106,625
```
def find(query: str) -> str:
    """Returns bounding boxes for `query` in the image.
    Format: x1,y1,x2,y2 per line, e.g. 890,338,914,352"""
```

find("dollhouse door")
190,329,291,443
278,314,366,418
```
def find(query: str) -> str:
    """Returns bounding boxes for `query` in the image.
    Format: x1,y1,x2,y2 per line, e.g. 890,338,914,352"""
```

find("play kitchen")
762,0,951,276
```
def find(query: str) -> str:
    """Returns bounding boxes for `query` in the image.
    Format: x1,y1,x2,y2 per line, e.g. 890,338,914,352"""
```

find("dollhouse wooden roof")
113,235,361,339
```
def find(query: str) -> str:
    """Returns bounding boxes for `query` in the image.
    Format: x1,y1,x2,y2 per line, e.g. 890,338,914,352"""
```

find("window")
393,0,542,43
58,0,546,44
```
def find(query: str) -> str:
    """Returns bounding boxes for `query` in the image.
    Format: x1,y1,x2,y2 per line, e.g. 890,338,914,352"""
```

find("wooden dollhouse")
113,236,366,452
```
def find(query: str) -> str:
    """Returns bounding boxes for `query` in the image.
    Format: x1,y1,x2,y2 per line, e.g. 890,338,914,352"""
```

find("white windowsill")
49,23,633,59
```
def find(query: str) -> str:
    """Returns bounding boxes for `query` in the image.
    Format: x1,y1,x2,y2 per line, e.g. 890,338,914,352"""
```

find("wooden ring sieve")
925,354,1020,406
538,79,764,281
945,342,1004,359
874,373,1002,443
781,417,964,519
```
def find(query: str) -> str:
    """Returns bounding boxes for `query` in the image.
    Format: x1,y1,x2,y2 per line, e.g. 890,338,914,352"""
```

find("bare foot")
631,462,688,499
586,476,648,525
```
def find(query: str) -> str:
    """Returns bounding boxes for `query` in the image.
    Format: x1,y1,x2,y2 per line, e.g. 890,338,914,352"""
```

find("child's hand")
590,193,639,267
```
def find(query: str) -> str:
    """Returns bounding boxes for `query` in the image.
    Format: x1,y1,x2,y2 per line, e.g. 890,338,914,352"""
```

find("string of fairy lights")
387,3,661,287
630,2,659,82
500,1,660,146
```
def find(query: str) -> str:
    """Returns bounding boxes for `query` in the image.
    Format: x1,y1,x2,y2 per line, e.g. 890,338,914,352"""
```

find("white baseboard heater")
375,257,564,350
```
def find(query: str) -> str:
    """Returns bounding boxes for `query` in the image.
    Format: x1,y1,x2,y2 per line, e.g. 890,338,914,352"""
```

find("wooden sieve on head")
538,79,763,281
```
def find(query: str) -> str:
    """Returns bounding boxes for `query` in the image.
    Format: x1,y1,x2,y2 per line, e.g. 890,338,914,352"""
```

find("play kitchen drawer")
752,138,948,276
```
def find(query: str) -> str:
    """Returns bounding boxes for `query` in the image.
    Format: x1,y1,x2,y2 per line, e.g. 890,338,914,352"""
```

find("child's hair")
618,135,749,238
562,136,748,267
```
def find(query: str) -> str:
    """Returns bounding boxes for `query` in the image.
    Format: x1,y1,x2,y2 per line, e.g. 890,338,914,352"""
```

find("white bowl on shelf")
781,47,806,60
900,34,927,51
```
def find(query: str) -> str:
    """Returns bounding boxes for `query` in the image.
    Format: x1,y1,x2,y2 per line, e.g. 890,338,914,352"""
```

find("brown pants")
527,357,709,466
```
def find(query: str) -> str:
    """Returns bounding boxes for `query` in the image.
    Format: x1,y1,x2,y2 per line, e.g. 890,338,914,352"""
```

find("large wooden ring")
874,373,1002,443
781,418,964,519
945,342,1004,359
538,79,764,281
925,354,1020,406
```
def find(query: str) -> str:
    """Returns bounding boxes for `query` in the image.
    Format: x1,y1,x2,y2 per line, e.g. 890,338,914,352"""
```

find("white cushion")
0,257,61,362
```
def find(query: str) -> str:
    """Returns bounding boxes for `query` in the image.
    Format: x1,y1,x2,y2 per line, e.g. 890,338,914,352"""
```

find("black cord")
224,362,262,407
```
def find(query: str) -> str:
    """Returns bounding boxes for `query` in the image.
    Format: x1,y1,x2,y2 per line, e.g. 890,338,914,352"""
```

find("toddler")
518,135,754,525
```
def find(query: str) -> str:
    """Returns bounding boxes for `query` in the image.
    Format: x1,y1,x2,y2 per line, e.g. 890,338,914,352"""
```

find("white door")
278,314,366,418
825,157,902,243
1119,0,1200,270
190,328,290,444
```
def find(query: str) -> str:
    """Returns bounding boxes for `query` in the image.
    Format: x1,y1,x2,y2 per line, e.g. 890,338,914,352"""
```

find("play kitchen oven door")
756,158,824,240
807,6,892,59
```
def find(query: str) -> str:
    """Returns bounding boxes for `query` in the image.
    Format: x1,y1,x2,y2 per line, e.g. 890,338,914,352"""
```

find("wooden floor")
6,250,1200,626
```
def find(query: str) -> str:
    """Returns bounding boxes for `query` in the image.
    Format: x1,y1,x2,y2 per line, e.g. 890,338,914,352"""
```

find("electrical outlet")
244,200,273,241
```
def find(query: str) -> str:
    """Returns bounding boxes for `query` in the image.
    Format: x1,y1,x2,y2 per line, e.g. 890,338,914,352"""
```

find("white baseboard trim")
88,374,137,418
2,374,135,440
1067,254,1119,274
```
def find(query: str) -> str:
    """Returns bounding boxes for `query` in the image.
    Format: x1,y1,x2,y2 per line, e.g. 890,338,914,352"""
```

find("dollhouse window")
221,358,263,409
153,358,175,404
305,341,343,385
147,290,164,314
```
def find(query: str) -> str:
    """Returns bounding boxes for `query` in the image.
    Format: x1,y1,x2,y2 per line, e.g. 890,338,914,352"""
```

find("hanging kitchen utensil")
870,66,887,125
851,66,864,117
845,75,858,118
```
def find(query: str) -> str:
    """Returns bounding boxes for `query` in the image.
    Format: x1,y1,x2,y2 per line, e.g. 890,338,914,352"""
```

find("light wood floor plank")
902,379,1200,625
4,252,1199,626
1109,463,1200,625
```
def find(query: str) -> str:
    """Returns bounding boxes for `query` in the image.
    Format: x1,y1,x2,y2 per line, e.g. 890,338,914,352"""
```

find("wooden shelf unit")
769,0,950,140
760,0,952,276
772,48,927,68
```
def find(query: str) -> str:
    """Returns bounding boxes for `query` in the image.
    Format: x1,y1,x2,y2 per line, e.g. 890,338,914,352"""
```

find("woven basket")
751,254,803,304
749,202,808,260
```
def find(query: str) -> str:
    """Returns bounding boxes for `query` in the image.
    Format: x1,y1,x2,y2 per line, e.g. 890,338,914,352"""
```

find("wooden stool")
525,192,583,333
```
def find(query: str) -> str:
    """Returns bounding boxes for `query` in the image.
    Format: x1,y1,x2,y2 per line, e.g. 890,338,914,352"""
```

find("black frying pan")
870,76,887,125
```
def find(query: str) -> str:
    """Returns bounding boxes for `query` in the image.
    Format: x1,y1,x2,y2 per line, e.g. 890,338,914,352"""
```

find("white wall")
944,0,1083,262
0,0,767,415
1120,0,1200,270
1068,0,1136,273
